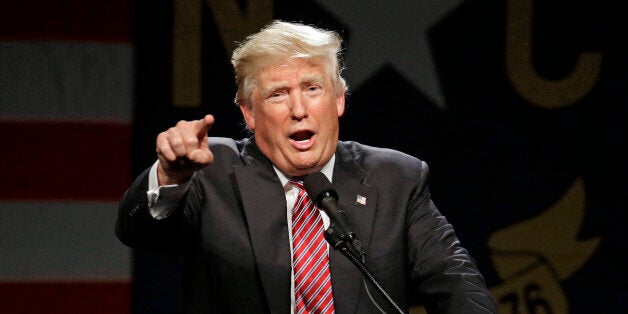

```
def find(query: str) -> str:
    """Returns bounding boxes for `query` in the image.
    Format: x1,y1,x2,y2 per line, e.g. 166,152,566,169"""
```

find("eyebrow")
260,82,288,96
300,73,325,86
259,73,326,97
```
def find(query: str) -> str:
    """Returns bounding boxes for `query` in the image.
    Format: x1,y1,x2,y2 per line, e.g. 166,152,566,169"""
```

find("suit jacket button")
129,205,139,216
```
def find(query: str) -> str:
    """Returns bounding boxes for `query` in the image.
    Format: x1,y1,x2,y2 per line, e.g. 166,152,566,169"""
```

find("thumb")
188,147,214,165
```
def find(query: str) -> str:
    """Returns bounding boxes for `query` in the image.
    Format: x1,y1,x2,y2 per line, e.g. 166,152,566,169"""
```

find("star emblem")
312,0,466,109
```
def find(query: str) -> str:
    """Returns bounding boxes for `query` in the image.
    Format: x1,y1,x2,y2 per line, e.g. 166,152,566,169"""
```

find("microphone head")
303,172,338,205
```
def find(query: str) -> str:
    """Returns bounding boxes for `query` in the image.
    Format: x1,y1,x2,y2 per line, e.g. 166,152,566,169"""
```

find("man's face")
240,58,345,176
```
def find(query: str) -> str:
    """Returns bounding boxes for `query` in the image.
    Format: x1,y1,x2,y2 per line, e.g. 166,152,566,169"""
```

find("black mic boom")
303,172,364,255
303,172,404,313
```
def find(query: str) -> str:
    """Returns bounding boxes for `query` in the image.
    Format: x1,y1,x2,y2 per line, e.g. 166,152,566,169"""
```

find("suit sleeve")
407,161,498,313
115,137,241,253
115,167,200,252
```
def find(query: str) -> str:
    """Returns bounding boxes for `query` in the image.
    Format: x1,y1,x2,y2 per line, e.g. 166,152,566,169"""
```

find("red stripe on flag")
0,0,131,42
0,281,130,314
0,121,132,201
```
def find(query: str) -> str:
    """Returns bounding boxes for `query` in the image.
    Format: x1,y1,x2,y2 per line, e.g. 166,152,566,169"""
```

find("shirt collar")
273,154,335,187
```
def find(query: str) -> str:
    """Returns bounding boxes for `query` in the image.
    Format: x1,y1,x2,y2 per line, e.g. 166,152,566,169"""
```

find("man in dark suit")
116,20,497,313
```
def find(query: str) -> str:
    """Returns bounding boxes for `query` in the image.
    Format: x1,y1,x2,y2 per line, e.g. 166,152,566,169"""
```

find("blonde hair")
231,20,347,106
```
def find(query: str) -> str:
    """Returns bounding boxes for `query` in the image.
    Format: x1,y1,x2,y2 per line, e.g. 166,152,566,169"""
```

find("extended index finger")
195,114,215,137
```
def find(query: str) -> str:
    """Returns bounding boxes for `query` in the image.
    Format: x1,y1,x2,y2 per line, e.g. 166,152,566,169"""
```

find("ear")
336,93,346,117
239,102,255,130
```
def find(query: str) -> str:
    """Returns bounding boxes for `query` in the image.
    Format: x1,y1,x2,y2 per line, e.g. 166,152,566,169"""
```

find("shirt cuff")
146,160,192,219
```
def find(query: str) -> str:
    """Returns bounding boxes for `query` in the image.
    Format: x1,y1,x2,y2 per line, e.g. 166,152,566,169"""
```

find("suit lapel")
328,143,378,313
234,138,291,314
233,139,379,313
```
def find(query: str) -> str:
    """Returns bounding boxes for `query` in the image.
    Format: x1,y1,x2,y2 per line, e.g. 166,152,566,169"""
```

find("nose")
290,95,308,120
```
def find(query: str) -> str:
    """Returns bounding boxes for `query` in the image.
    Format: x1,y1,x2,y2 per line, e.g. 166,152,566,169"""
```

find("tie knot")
290,179,305,190
290,176,306,188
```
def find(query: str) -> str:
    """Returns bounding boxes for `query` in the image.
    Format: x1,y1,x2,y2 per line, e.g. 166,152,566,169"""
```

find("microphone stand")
324,227,406,314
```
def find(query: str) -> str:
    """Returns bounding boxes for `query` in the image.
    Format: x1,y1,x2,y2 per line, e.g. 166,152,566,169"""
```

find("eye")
267,90,288,103
306,85,323,94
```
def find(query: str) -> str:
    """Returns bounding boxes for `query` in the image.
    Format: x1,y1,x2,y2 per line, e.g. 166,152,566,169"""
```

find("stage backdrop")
2,0,626,313
0,0,133,313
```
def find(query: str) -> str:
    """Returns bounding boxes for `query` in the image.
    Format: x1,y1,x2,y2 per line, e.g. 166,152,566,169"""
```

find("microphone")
303,172,365,256
304,173,404,313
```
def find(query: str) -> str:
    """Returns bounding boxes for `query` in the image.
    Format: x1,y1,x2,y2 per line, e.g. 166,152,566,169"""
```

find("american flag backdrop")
0,1,132,313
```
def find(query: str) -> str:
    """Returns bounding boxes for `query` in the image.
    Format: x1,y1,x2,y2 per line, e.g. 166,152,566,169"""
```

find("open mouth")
290,130,314,142
289,130,315,150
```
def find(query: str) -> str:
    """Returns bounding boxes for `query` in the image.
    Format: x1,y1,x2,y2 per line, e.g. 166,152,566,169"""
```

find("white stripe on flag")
0,201,130,281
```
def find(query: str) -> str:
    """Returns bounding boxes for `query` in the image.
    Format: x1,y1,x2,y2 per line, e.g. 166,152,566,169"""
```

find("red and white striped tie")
291,179,335,314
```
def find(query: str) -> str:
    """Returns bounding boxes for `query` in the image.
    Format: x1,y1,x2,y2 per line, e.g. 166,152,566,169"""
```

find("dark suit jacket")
116,137,497,313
